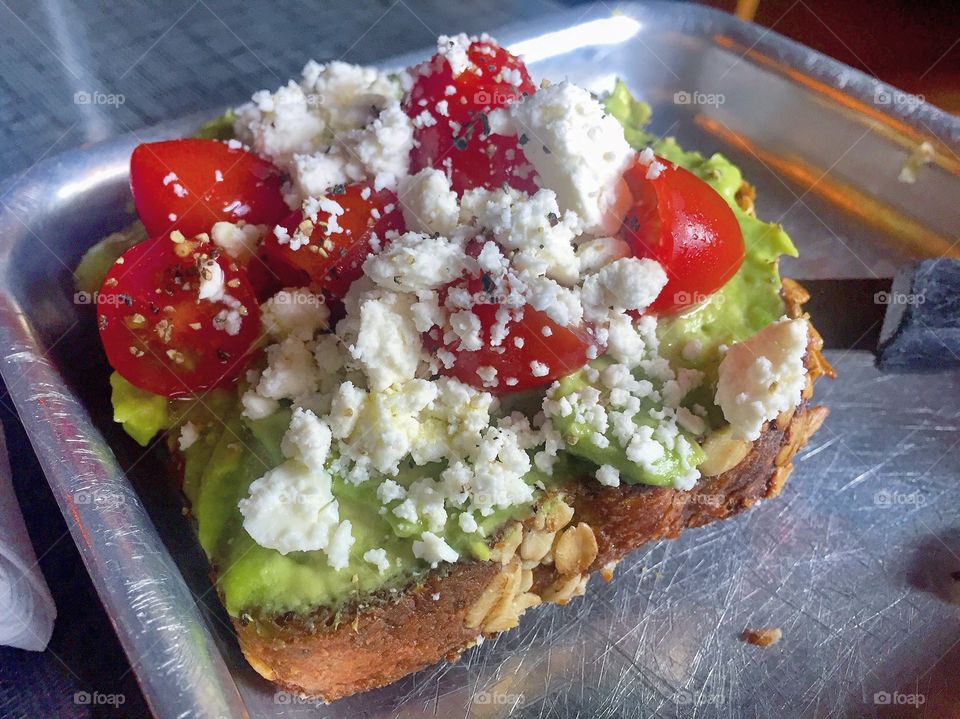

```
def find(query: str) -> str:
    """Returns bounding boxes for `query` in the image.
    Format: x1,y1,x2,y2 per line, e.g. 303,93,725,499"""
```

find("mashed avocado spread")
93,83,795,617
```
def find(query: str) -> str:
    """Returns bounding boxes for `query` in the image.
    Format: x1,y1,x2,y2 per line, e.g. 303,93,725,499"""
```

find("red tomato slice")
130,139,288,238
405,39,538,195
262,183,404,300
246,247,308,302
437,273,594,392
620,155,745,314
97,232,261,397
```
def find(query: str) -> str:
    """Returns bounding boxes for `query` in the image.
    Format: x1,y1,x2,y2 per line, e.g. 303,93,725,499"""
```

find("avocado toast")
80,34,832,701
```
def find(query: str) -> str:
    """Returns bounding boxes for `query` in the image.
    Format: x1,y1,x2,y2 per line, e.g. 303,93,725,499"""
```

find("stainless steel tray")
1,3,958,717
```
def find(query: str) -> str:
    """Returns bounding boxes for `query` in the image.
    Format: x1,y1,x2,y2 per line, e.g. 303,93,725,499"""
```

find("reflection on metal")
694,114,960,259
507,16,642,64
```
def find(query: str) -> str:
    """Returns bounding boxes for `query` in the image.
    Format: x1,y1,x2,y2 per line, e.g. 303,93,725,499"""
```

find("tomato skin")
246,247,308,302
130,139,288,238
620,156,745,314
436,272,594,392
405,39,538,195
262,183,404,300
97,233,261,397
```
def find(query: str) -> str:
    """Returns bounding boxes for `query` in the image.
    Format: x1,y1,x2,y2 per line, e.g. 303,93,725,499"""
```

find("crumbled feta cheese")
348,102,414,191
460,186,581,285
476,365,498,388
178,422,199,451
413,531,459,567
326,520,355,570
349,294,423,391
197,259,225,301
449,310,483,351
210,221,264,263
437,33,474,77
280,407,333,470
236,61,409,203
257,338,320,400
576,236,632,275
377,479,407,504
261,288,329,341
397,168,460,236
363,548,391,574
238,460,338,556
234,81,326,167
596,464,620,487
715,318,809,441
682,340,703,362
506,82,634,234
458,512,478,533
290,151,352,200
241,389,280,420
327,380,365,438
530,360,549,377
581,257,667,320
363,232,467,292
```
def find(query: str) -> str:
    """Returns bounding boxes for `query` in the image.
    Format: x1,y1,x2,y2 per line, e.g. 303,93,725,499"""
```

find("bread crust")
231,279,833,701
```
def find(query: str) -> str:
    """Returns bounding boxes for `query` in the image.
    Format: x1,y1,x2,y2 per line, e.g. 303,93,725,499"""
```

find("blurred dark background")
0,1,957,717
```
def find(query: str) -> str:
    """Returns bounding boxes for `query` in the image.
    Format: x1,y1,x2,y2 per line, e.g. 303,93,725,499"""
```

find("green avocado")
194,110,237,141
109,373,170,446
546,359,705,486
74,224,147,296
92,80,797,617
179,399,571,615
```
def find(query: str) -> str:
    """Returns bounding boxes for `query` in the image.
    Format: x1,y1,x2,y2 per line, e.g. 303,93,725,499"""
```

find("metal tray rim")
0,3,957,718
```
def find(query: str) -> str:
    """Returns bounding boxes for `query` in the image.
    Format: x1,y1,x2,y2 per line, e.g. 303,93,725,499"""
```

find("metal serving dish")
1,3,958,717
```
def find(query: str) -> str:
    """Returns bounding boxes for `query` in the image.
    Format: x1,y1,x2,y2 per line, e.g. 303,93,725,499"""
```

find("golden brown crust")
231,281,833,701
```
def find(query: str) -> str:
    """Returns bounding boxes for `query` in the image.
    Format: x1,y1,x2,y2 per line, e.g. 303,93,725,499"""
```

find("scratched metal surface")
0,3,958,718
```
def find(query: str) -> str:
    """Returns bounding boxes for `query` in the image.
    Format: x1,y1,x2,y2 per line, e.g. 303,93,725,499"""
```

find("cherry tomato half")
97,232,261,397
620,155,745,314
405,38,537,195
130,138,288,238
437,273,594,392
262,183,404,301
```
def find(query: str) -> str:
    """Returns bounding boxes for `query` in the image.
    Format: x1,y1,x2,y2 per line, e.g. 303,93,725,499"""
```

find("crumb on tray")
742,627,782,648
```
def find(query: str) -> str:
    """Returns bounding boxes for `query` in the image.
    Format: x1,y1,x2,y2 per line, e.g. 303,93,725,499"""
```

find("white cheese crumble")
397,168,460,236
261,288,329,341
197,259,225,302
348,294,423,391
503,82,634,234
436,33,474,77
413,531,459,567
363,232,467,292
238,460,339,556
581,257,667,320
178,422,199,451
596,464,620,487
235,60,411,201
363,548,391,574
715,318,809,441
210,221,264,263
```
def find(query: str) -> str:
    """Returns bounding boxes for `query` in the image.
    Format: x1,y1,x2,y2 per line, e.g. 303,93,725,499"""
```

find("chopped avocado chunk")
547,362,704,487
74,224,147,296
109,372,169,446
194,110,237,141
604,79,654,149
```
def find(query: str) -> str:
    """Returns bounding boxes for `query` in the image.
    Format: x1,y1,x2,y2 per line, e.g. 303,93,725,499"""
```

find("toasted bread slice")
228,278,833,701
